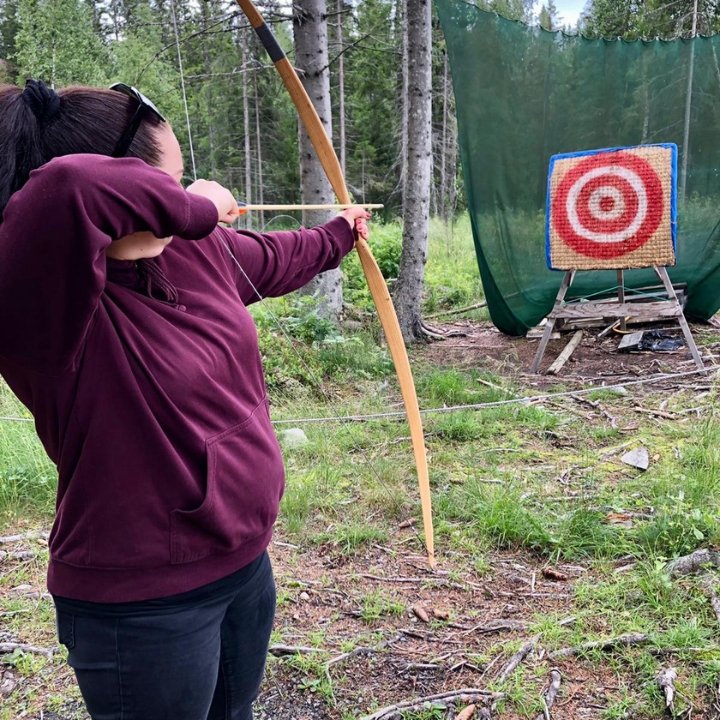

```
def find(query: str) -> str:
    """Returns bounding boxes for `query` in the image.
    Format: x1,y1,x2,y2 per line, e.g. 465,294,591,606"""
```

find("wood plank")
550,301,682,321
547,331,584,375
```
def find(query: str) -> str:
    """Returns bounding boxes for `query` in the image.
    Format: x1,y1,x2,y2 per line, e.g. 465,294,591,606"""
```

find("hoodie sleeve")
213,216,356,305
0,154,218,372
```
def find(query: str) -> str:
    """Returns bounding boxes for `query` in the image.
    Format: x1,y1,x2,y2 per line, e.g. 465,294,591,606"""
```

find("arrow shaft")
239,203,384,211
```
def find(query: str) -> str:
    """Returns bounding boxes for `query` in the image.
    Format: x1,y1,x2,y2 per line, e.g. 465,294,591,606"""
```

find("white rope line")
270,365,718,425
2,366,716,428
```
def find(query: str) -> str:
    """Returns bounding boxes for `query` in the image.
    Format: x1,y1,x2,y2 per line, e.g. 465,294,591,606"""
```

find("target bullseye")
551,152,663,259
547,144,676,271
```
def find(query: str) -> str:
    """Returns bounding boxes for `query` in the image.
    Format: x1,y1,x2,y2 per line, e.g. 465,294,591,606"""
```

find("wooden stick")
0,550,36,562
0,642,53,658
425,301,488,319
0,531,48,544
547,331,584,375
549,632,650,659
534,669,562,720
496,636,539,683
665,548,720,577
656,667,677,714
360,689,504,719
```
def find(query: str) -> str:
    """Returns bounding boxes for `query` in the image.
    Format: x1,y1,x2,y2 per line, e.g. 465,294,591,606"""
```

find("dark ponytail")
0,80,165,217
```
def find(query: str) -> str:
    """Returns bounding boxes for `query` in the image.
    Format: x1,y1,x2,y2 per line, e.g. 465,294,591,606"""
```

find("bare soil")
258,540,597,719
419,319,719,382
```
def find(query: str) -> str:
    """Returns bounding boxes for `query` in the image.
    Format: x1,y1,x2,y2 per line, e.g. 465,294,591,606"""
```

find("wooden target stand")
530,265,704,373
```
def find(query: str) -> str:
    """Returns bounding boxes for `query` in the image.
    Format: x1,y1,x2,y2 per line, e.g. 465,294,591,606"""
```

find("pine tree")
14,0,109,86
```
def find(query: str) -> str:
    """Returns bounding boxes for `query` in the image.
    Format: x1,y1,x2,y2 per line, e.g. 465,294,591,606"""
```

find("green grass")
0,383,56,518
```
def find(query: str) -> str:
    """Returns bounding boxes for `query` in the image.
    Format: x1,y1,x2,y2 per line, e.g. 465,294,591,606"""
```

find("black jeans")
53,551,276,720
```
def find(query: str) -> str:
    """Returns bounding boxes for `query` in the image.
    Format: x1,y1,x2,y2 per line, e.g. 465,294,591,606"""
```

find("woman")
0,79,370,720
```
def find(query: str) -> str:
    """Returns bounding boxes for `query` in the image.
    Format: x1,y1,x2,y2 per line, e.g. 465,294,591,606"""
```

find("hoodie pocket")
170,399,284,565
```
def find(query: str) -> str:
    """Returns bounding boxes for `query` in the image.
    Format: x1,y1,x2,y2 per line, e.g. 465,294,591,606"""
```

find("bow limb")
236,0,435,568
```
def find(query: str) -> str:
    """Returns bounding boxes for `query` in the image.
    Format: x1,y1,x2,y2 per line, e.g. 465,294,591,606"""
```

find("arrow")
238,203,384,214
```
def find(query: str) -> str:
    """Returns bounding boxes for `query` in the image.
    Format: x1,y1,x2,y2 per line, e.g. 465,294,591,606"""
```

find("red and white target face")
551,152,664,260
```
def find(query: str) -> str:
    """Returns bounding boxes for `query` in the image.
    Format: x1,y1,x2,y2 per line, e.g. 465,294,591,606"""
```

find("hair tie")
21,79,61,123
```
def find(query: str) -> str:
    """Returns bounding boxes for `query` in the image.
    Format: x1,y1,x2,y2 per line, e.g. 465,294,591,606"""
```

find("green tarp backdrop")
436,0,720,335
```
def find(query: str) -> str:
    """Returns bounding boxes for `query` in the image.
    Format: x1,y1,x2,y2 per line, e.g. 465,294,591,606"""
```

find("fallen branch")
325,634,400,672
496,635,540,683
463,619,527,636
534,669,562,720
664,550,720,625
548,633,650,659
697,574,720,625
656,667,677,715
0,531,48,544
0,550,37,562
633,406,676,420
361,688,504,720
665,549,720,577
426,301,487,319
0,642,53,658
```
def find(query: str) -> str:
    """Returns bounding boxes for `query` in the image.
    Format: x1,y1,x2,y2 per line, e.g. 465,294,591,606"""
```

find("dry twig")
0,531,48,544
496,635,539,683
426,301,488,319
0,642,53,658
548,632,650,659
462,619,526,635
666,549,720,577
360,688,503,720
533,669,562,720
656,667,677,715
0,550,36,562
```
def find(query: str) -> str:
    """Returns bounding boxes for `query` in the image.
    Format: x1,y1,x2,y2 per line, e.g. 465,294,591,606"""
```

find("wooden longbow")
234,0,435,568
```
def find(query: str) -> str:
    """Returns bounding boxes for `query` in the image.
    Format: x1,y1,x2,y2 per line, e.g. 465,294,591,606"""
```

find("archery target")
547,145,677,270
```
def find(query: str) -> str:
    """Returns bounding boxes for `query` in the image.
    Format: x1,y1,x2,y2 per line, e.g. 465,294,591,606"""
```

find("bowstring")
219,235,427,553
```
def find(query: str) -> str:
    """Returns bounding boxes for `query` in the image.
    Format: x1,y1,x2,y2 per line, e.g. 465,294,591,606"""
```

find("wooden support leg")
654,266,704,369
617,269,626,331
530,270,575,373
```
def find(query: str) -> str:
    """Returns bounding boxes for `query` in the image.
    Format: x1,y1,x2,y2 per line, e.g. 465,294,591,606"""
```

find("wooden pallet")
530,267,704,374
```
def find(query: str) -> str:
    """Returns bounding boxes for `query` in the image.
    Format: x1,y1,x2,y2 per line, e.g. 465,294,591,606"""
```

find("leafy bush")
343,222,403,310
250,295,393,391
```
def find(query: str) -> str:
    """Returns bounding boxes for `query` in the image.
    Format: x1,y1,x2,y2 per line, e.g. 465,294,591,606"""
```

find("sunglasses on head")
109,83,165,158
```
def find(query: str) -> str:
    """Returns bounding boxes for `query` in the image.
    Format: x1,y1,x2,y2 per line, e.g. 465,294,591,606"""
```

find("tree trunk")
254,70,265,229
336,0,346,176
293,0,343,319
201,1,217,179
241,32,252,229
399,0,409,210
439,48,449,221
395,0,432,342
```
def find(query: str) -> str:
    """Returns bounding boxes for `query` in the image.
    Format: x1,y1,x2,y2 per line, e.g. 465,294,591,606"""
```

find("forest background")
0,0,715,283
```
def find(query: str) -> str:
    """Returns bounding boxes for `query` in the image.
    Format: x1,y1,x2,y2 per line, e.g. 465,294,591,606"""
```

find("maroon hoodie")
0,154,355,602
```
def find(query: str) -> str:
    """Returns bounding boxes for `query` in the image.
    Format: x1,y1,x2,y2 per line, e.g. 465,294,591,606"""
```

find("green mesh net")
436,0,720,335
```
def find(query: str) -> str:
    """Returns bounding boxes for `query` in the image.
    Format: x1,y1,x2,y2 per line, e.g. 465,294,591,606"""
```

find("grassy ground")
1,217,719,719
